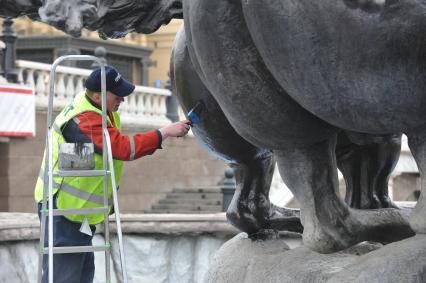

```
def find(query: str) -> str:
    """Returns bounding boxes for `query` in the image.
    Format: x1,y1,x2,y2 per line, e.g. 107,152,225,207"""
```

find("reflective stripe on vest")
52,123,61,135
38,169,113,206
129,134,136,161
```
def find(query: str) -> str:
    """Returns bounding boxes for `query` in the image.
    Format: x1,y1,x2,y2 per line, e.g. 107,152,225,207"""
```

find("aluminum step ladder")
37,55,128,283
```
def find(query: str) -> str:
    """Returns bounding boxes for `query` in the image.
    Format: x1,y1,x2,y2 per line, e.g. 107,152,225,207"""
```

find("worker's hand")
159,120,191,140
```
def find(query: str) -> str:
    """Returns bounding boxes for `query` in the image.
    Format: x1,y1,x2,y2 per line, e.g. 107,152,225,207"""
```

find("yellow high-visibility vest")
34,92,123,224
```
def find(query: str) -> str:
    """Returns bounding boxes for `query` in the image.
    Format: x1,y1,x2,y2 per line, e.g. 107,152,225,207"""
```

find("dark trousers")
38,197,96,283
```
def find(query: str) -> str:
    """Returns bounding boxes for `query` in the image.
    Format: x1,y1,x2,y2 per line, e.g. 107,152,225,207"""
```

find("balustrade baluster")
56,73,66,105
145,93,153,117
65,74,75,101
35,70,46,95
129,93,137,115
133,94,140,116
25,69,35,89
151,96,160,119
159,96,168,121
41,70,49,107
17,68,23,84
75,76,84,94
136,92,146,118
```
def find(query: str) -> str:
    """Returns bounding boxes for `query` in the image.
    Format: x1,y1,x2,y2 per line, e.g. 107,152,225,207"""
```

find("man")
34,66,190,282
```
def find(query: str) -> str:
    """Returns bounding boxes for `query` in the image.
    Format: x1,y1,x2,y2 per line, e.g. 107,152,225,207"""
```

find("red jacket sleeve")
74,112,161,161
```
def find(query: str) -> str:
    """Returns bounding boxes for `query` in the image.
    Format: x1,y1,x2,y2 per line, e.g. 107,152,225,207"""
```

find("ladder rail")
103,114,111,283
105,128,128,282
37,133,49,283
100,62,112,282
47,128,54,283
38,55,128,283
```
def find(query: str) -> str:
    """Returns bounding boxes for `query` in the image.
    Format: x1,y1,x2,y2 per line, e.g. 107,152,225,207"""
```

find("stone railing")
15,60,172,128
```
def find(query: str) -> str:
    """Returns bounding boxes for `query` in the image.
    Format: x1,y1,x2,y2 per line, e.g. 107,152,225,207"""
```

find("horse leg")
336,132,400,209
276,134,413,253
336,132,367,208
369,134,401,208
227,152,302,238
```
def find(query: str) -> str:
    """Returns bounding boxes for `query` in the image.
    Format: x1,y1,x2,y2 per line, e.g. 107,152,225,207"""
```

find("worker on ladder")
34,65,190,283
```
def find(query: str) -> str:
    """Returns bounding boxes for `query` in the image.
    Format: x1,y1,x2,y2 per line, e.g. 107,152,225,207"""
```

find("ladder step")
43,245,110,254
48,207,109,216
54,170,110,177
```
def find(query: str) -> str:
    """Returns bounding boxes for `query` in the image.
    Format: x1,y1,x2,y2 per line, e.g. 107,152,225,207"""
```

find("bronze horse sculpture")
1,0,421,253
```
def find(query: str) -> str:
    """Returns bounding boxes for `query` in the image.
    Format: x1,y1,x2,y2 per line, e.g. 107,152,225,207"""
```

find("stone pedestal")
206,232,426,283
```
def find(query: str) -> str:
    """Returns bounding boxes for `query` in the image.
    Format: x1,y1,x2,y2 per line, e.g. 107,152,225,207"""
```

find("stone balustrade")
15,60,172,128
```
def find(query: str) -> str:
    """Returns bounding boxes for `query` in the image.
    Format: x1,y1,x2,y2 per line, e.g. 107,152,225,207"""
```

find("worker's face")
106,92,125,112
92,92,125,112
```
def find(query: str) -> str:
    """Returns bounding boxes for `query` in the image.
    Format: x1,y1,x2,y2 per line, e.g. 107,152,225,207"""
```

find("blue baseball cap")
85,66,135,97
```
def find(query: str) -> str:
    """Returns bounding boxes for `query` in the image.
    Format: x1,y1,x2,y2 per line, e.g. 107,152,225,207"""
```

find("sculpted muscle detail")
183,0,336,149
242,0,426,132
